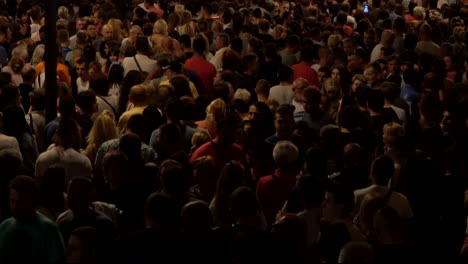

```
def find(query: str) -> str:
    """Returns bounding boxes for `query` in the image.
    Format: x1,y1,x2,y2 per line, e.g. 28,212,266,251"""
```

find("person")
84,110,119,165
195,98,226,139
354,155,413,219
190,116,246,171
117,85,148,133
0,112,21,158
269,65,294,105
190,156,218,202
338,241,374,264
90,73,118,119
292,46,320,87
122,36,157,76
57,177,114,245
302,86,335,133
257,141,300,225
159,61,199,98
0,175,65,264
37,165,66,221
184,35,217,95
210,33,230,71
65,227,100,264
35,118,92,182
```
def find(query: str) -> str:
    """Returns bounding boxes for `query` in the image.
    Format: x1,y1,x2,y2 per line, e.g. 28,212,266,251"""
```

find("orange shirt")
35,62,71,87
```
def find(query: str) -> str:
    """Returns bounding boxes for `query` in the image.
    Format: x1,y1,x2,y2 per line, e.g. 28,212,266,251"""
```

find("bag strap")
133,56,144,74
97,95,117,117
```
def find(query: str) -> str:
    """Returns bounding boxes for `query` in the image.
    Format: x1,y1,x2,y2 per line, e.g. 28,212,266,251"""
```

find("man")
312,46,333,72
85,21,98,46
279,34,300,67
302,87,334,133
210,33,230,72
266,105,296,146
381,82,407,124
386,0,401,21
117,85,149,133
120,25,143,54
75,90,98,138
255,79,271,103
292,46,320,87
159,61,199,98
66,30,88,68
0,24,10,67
354,155,413,219
0,176,65,264
185,36,217,95
190,116,246,171
122,36,157,76
101,24,114,42
69,18,86,49
370,30,395,63
257,140,300,225
65,227,99,264
139,0,164,19
415,24,440,57
18,66,36,111
269,65,294,105
75,59,90,93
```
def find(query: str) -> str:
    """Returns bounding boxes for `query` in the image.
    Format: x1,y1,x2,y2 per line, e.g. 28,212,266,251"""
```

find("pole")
45,0,58,123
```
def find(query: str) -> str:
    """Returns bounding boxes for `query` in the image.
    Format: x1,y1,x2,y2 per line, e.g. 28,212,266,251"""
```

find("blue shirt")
400,84,420,104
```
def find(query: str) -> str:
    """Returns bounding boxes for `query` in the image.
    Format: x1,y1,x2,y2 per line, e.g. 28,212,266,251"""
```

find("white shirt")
370,43,383,63
0,134,22,161
122,54,157,76
69,34,77,50
35,145,92,182
269,84,294,106
386,105,406,124
210,47,228,72
77,77,89,93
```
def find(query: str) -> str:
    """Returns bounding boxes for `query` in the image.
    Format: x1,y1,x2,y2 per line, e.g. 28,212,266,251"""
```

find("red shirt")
256,169,297,225
185,56,217,95
148,6,164,19
292,62,320,87
190,141,246,171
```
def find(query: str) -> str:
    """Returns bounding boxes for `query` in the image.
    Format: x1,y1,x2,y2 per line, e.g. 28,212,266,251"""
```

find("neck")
257,95,268,103
279,81,291,86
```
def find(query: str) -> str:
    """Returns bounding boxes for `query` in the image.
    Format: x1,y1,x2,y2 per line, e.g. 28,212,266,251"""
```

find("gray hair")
31,44,45,66
273,141,299,167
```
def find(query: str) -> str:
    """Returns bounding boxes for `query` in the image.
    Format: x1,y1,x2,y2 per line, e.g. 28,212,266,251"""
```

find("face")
364,32,373,46
387,59,400,74
10,189,35,221
331,68,341,81
444,56,453,70
352,79,362,92
343,42,353,55
275,113,294,137
318,71,329,85
102,26,113,41
76,20,85,31
88,67,96,78
293,80,307,102
365,67,378,85
249,105,260,120
281,3,290,13
129,29,143,41
109,54,119,62
76,63,86,78
86,25,97,38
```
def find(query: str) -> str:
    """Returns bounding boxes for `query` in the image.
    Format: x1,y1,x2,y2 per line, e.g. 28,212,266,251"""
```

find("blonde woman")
351,74,366,93
31,44,45,68
108,18,124,42
84,110,119,165
178,11,195,38
190,130,211,156
151,19,183,57
321,78,343,119
195,98,226,139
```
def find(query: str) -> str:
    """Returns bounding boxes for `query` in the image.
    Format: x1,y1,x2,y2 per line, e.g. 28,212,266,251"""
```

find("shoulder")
257,175,274,187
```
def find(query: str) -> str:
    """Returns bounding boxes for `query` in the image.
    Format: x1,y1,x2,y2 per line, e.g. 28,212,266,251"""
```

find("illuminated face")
75,63,86,78
387,59,400,74
87,25,97,38
331,68,341,82
352,79,362,92
102,26,113,41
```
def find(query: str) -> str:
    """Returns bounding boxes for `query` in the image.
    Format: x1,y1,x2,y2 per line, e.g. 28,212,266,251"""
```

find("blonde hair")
190,130,211,155
58,6,69,19
153,19,168,35
383,122,405,145
233,88,251,103
108,18,123,42
31,44,45,66
352,74,366,83
321,78,342,98
205,98,226,129
88,110,118,149
328,34,343,48
413,6,426,20
273,25,286,39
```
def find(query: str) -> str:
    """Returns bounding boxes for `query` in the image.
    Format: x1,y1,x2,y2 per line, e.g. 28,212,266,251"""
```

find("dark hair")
9,175,39,205
367,88,385,113
108,63,124,85
380,82,400,102
277,65,293,83
179,34,191,48
89,73,110,96
160,160,186,194
165,98,185,122
83,44,96,64
54,118,82,150
303,87,322,107
135,36,150,53
169,76,192,98
193,37,207,54
420,91,443,124
76,90,96,113
326,182,355,215
58,95,76,118
40,165,66,213
336,12,347,25
30,89,46,111
145,193,179,226
67,177,94,211
230,37,243,54
118,71,144,114
371,155,394,185
298,175,325,207
126,114,146,136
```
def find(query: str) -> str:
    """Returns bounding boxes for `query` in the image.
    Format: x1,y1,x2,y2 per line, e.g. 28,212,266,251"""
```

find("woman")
350,74,366,94
3,56,24,86
321,78,343,120
107,59,124,97
150,19,183,58
189,129,211,157
331,65,350,95
195,98,226,139
84,110,119,164
210,161,246,228
108,18,125,42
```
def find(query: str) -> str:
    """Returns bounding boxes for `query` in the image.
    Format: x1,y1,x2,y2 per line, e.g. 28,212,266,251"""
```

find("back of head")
338,241,374,264
193,36,207,54
366,88,385,113
54,118,81,150
30,89,46,111
135,36,150,53
165,98,185,122
298,175,325,208
273,140,299,169
126,114,146,137
303,86,322,107
371,155,394,186
9,175,39,220
129,85,147,105
0,149,22,182
181,200,213,232
76,90,97,114
119,133,142,161
169,76,191,98
230,187,259,218
67,177,94,213
326,182,355,216
145,192,179,229
58,95,76,118
89,72,110,96
160,159,186,195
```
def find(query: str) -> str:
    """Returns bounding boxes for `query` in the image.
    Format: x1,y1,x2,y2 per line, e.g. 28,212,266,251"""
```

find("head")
66,227,98,264
303,86,322,113
88,110,118,148
85,21,97,38
371,155,394,186
255,79,270,99
9,175,39,221
215,33,230,51
192,36,207,54
322,78,342,101
129,25,143,42
135,36,150,54
101,24,113,41
338,242,374,264
54,118,82,150
67,176,94,215
216,116,239,146
76,90,97,116
366,88,385,114
145,192,179,229
129,85,147,106
292,78,310,103
274,105,295,138
160,160,186,196
75,59,88,79
273,140,299,171
181,201,213,233
365,63,382,86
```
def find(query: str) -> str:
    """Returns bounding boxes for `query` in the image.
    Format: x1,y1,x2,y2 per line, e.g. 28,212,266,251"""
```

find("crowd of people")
0,0,468,263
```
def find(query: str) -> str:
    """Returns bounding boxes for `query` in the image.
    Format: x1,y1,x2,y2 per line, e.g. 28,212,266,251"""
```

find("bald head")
129,85,147,106
102,24,114,41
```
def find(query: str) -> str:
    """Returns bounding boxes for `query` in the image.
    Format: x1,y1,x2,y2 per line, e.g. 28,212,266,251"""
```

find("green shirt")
0,213,65,264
